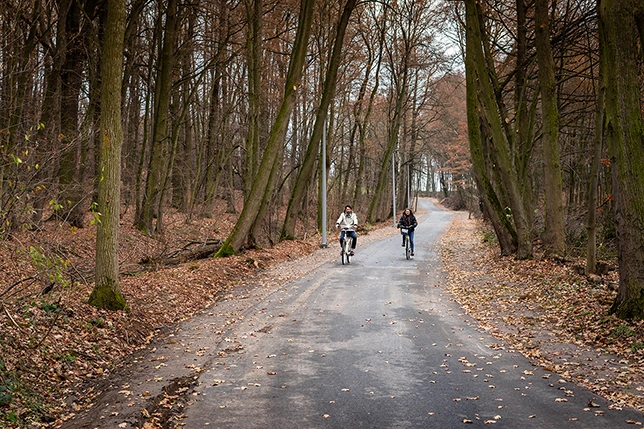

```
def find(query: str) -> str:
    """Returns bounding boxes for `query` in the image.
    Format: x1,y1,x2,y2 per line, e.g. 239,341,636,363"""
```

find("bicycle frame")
340,227,355,265
400,228,411,259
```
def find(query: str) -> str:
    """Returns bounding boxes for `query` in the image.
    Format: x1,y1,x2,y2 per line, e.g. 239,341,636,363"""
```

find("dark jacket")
398,213,418,231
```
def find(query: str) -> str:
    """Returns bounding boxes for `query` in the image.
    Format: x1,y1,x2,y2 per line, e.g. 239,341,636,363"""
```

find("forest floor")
1,200,644,428
441,211,644,417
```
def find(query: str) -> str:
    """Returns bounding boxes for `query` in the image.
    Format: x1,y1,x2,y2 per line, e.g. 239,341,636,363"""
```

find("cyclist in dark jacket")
397,208,418,256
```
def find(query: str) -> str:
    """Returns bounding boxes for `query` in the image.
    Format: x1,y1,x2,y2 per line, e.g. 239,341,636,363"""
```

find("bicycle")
400,227,411,260
340,226,355,265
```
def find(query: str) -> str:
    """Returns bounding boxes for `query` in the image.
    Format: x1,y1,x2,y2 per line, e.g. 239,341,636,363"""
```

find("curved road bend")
180,199,642,428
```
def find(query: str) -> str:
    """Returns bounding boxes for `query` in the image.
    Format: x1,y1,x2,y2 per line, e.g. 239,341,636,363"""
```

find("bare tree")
535,0,565,257
90,0,128,311
464,0,533,259
216,0,317,256
136,0,179,235
281,0,358,240
599,0,644,319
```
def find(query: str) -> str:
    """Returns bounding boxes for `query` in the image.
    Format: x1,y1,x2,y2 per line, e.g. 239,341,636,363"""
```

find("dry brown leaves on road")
0,206,394,428
0,208,326,427
441,212,644,413
3,205,644,427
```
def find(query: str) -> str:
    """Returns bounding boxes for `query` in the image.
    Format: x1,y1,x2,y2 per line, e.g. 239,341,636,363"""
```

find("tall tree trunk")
202,0,232,216
202,65,223,216
586,30,605,276
353,25,384,206
3,5,38,153
465,0,517,254
407,70,421,209
1,3,39,228
281,0,357,241
171,12,196,212
535,0,566,257
367,78,405,223
137,0,178,235
244,0,262,201
32,0,72,224
350,73,370,205
465,0,532,259
600,0,644,319
466,87,518,254
514,0,536,230
58,0,86,228
121,0,145,212
216,0,316,256
514,0,528,163
134,30,156,224
90,0,128,311
84,3,105,205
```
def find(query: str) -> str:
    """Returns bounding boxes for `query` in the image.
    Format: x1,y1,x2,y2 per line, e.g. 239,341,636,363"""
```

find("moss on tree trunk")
600,0,644,319
89,279,129,312
89,0,128,313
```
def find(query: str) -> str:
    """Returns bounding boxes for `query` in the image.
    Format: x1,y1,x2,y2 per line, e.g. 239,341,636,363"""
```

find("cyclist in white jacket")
335,205,358,255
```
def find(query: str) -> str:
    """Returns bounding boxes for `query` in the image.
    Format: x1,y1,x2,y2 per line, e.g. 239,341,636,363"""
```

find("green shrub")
0,359,14,408
610,324,637,339
0,383,13,407
40,301,60,314
481,230,497,244
631,342,644,353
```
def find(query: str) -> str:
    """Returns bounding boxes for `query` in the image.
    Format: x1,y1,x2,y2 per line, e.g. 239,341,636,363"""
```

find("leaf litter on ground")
0,203,396,427
2,203,643,426
441,212,644,413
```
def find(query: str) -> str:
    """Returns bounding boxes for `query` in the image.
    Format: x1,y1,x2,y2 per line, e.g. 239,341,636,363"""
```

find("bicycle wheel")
341,236,349,265
405,235,411,260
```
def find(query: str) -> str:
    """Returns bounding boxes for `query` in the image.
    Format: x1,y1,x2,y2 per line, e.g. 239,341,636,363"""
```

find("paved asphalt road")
62,199,644,428
180,199,643,428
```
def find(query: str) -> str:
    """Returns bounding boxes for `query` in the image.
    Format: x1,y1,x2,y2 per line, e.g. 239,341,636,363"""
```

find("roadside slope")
441,212,644,413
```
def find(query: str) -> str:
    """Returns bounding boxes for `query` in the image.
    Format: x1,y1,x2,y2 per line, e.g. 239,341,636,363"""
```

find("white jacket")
336,211,358,229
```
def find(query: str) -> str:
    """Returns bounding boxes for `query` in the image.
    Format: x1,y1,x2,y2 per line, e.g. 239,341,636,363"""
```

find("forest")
1,0,639,315
1,0,469,310
1,0,644,425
